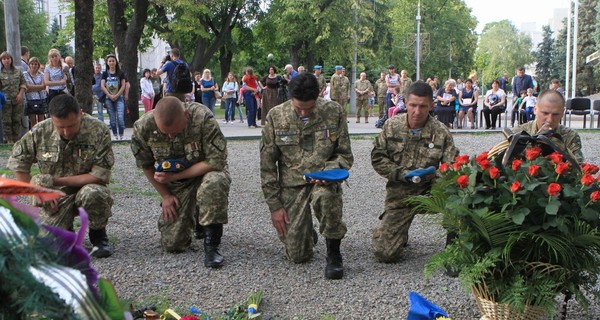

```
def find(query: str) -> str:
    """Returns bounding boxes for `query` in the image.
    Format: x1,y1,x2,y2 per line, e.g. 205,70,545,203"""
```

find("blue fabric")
304,169,349,183
407,292,449,320
243,90,257,126
202,95,216,114
155,159,190,173
404,166,436,182
0,92,6,111
105,95,125,136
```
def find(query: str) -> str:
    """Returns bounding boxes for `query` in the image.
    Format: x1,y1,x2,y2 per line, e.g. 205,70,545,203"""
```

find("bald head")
534,89,566,131
155,96,186,127
64,56,74,67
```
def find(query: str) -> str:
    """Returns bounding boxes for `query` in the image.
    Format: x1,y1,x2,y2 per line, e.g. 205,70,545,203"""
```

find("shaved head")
155,96,185,127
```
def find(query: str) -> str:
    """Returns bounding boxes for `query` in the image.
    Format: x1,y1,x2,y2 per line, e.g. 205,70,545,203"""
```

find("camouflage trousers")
159,170,230,252
372,181,429,262
278,183,347,263
30,174,113,231
331,96,348,122
377,96,386,117
356,98,369,121
2,101,24,143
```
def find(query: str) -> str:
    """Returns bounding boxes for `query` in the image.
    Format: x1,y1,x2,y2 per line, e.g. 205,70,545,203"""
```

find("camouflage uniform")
0,68,26,143
130,102,231,252
375,78,388,117
260,98,353,262
514,121,584,163
371,114,458,262
7,114,114,230
354,78,373,123
399,78,413,98
339,75,350,111
316,74,326,96
330,73,343,104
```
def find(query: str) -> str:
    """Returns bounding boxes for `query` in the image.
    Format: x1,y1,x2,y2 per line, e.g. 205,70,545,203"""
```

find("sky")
463,0,571,34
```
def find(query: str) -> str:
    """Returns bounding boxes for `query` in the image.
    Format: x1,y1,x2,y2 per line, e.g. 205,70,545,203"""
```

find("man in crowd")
371,81,459,262
20,46,29,71
513,89,583,162
375,71,387,118
130,96,231,268
354,72,373,123
398,69,413,98
329,65,346,116
7,94,115,258
92,63,105,123
64,56,76,95
340,68,351,112
260,73,353,279
298,66,306,74
151,68,163,108
550,79,564,97
156,48,189,102
314,65,326,97
284,64,298,82
512,66,534,107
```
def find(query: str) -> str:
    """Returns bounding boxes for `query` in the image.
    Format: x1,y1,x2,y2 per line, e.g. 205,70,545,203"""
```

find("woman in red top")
242,67,259,128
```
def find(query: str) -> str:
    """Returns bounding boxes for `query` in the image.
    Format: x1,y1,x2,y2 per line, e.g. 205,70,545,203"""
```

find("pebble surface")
3,131,600,319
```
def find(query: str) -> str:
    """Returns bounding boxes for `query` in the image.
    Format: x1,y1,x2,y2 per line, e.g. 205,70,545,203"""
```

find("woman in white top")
44,48,68,103
140,68,154,113
482,79,506,130
222,72,239,124
24,57,47,127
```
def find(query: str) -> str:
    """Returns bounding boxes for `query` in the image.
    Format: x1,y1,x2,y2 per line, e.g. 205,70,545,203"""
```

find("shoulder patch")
211,135,226,152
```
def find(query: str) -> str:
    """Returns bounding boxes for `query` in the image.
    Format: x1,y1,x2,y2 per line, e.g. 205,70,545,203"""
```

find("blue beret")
335,65,343,70
304,168,349,183
314,65,322,69
155,159,190,173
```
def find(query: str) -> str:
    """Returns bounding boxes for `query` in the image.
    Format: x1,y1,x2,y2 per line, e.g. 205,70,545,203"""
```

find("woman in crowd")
200,69,219,114
140,68,154,113
433,79,457,128
222,72,240,124
24,57,48,128
101,54,127,140
457,78,479,129
193,71,202,103
0,51,26,143
44,49,68,104
260,66,286,126
482,79,506,130
242,67,260,128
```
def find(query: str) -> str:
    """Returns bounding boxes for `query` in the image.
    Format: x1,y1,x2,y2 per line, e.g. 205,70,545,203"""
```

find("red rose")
547,183,561,196
439,163,450,173
478,159,491,171
555,162,569,175
526,147,542,160
581,174,595,186
591,191,600,202
489,166,500,179
453,162,463,171
582,163,600,174
455,154,470,165
512,159,523,171
510,181,521,193
457,175,469,188
528,165,540,176
476,151,489,163
548,152,563,164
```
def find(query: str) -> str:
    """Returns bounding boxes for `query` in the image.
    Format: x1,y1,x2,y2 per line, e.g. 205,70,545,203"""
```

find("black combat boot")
89,228,113,258
204,224,224,268
325,239,344,280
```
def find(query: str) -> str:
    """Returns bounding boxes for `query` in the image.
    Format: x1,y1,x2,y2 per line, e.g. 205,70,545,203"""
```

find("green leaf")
545,200,560,215
580,207,598,222
510,207,530,225
97,279,125,320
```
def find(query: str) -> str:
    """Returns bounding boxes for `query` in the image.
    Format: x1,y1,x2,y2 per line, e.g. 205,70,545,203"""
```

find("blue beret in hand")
304,168,349,183
404,166,436,183
155,159,190,173
407,291,449,320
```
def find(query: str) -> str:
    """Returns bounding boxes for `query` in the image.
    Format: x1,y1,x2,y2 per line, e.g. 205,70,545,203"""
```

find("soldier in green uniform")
513,89,583,162
130,96,231,268
329,66,343,105
7,94,115,258
260,73,353,279
339,68,350,113
314,65,326,97
399,69,413,98
354,72,373,123
375,72,388,118
371,81,459,262
0,51,27,143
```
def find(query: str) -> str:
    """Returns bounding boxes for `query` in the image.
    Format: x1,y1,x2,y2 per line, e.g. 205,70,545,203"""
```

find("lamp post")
416,0,421,81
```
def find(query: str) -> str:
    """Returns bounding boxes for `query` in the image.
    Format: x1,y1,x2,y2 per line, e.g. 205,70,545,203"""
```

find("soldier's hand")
49,199,59,213
310,179,329,186
271,208,290,237
154,172,176,184
161,194,180,222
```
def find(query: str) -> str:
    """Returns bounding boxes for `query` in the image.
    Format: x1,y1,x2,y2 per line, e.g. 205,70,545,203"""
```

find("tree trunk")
74,0,94,115
107,0,149,126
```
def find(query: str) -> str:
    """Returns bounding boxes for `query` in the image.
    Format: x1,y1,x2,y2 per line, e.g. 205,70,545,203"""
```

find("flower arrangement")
407,134,600,318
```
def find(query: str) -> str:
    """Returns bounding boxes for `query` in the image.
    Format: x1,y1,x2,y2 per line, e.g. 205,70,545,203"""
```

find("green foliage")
535,25,556,91
575,0,598,95
49,18,73,59
0,0,53,59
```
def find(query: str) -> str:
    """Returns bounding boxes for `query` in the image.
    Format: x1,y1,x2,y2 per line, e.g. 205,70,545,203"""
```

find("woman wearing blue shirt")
200,69,219,114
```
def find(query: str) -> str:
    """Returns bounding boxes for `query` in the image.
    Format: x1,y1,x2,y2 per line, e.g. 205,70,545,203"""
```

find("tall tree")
535,25,555,91
0,0,52,58
107,0,150,125
575,0,598,95
550,18,568,89
73,0,95,114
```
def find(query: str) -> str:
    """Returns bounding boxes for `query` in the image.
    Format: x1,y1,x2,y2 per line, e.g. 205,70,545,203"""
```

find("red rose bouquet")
407,141,600,318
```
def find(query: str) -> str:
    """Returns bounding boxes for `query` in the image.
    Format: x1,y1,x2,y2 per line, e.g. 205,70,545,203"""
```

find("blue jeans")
243,91,257,126
235,102,244,122
202,95,216,114
225,98,236,121
94,97,104,123
386,92,394,110
106,95,125,136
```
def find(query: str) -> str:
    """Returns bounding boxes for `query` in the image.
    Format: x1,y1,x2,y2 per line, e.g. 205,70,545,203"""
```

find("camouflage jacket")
330,73,342,98
316,74,326,92
260,98,354,212
372,114,459,183
375,78,387,99
354,79,373,99
8,114,114,184
131,102,228,172
0,68,26,101
399,78,413,97
513,121,584,163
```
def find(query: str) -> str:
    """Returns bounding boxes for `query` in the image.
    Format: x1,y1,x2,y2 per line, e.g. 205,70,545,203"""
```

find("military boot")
204,224,224,268
89,228,113,258
325,239,344,280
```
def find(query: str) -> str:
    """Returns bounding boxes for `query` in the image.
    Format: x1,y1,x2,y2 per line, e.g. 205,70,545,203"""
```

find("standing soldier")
354,72,373,123
131,96,231,268
339,68,351,113
375,71,387,118
398,69,413,98
314,65,326,97
260,73,353,279
371,81,458,262
330,65,343,105
8,94,115,258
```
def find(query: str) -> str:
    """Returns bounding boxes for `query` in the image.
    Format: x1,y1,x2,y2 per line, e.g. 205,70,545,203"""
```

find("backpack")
170,61,193,93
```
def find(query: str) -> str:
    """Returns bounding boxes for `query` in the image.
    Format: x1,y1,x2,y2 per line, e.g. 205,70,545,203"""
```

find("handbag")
27,98,48,115
214,90,222,99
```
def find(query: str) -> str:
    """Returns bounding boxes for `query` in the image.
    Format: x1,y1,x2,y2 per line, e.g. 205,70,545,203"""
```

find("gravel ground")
2,131,600,319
